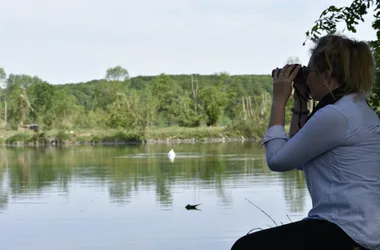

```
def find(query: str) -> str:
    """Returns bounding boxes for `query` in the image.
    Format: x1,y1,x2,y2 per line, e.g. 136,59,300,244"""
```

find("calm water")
0,142,311,250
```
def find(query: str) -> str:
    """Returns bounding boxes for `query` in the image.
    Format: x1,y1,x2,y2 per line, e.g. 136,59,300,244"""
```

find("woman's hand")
267,64,300,128
272,64,301,105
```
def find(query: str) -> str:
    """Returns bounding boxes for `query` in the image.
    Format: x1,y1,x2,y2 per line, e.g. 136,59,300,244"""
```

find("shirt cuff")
260,125,288,148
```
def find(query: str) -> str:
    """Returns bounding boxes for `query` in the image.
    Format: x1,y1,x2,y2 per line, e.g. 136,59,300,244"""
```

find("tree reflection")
5,148,73,196
0,149,9,211
281,170,307,214
0,143,307,213
108,181,133,205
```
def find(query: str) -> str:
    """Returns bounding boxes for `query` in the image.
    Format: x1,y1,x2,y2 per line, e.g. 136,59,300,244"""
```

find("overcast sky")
0,0,377,84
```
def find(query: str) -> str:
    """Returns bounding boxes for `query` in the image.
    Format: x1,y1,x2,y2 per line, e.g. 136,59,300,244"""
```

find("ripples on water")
0,143,311,250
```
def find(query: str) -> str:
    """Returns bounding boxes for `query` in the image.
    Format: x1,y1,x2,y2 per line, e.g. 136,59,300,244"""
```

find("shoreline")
0,137,261,147
0,128,264,148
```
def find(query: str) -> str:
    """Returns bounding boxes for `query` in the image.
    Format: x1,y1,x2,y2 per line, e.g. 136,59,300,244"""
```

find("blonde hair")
310,34,375,97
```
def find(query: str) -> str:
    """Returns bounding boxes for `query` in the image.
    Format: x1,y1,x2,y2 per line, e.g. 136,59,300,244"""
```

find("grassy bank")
0,125,272,147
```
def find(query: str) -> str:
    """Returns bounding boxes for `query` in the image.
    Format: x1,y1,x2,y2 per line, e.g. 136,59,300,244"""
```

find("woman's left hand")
272,64,301,105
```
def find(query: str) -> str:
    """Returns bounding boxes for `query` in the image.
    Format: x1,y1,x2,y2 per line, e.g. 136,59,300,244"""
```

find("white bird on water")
168,149,176,163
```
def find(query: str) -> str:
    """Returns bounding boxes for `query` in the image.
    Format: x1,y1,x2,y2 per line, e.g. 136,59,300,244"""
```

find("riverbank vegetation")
0,66,299,146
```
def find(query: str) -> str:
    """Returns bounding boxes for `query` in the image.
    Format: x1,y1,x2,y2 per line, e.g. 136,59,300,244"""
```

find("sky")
0,0,377,85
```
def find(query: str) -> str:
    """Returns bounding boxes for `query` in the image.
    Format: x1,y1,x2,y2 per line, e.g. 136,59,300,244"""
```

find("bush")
5,133,32,145
55,131,74,144
94,130,144,144
27,132,49,145
226,118,266,139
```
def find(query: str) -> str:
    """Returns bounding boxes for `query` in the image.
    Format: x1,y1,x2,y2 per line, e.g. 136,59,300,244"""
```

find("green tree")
149,74,181,126
26,80,53,125
105,66,129,81
199,84,228,126
5,75,31,129
4,74,56,129
172,93,201,127
48,89,83,129
305,0,380,116
105,89,151,131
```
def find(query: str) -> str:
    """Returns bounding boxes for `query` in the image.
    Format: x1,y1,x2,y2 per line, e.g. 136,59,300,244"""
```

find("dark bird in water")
185,204,201,210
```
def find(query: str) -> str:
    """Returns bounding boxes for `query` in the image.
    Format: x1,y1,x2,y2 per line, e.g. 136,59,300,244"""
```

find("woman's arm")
268,100,286,128
262,106,348,172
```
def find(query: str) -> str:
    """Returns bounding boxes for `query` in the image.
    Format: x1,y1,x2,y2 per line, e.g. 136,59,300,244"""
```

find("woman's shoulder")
330,94,380,124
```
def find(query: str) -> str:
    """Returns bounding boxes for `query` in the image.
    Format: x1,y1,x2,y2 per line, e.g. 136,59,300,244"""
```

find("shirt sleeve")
260,106,348,172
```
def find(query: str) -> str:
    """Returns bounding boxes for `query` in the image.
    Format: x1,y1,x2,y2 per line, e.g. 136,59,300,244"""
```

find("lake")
0,142,311,250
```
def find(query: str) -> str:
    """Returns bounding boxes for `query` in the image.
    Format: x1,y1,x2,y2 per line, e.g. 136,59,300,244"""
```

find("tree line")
0,66,287,138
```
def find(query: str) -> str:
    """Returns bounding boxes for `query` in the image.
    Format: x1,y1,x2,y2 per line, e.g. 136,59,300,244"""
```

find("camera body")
271,65,308,83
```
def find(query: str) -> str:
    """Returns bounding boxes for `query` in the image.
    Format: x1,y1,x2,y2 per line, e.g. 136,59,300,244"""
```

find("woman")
231,34,380,250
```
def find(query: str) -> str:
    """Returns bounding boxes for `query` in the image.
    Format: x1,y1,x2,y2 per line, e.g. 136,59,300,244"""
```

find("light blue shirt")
261,94,380,250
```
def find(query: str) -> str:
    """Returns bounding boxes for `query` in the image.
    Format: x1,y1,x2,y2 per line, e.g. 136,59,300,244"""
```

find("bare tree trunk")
4,99,7,128
18,100,26,129
248,96,253,118
91,96,97,111
260,93,267,117
242,96,246,120
184,98,188,113
191,75,199,115
253,95,259,119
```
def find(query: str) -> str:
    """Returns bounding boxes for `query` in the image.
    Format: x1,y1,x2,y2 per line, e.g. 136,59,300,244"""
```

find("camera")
271,64,308,83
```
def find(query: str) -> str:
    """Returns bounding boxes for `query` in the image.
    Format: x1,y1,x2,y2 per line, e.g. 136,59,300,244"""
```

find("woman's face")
306,57,337,101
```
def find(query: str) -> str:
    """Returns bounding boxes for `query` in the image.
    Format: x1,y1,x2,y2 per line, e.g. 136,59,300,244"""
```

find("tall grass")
245,198,292,234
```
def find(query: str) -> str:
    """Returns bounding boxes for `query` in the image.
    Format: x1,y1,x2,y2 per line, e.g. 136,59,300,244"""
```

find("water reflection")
282,170,307,213
0,143,308,213
0,143,312,250
0,168,9,211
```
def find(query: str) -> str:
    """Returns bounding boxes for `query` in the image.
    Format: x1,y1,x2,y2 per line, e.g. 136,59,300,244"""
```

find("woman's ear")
321,70,333,88
323,70,332,80
324,70,340,89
